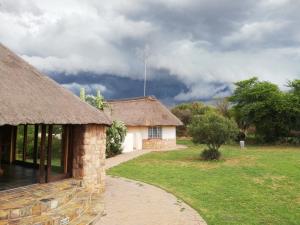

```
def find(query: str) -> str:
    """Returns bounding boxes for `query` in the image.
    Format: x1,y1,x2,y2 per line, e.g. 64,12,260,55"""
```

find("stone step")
0,188,104,225
0,179,82,222
15,188,93,225
70,191,104,225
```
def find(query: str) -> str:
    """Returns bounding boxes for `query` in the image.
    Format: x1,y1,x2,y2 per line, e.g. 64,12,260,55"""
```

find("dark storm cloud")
50,71,189,106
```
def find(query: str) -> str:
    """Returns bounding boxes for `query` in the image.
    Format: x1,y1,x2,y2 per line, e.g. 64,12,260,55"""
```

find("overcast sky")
0,0,299,104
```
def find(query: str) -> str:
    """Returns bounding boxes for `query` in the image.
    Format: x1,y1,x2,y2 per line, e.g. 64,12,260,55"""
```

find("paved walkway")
98,148,207,225
105,149,151,169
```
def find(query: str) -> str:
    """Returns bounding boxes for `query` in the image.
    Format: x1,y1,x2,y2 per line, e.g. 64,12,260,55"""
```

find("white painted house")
105,96,183,152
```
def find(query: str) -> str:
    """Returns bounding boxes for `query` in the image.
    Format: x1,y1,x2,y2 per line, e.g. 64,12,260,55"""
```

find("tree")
214,97,231,118
229,77,290,142
172,102,215,136
288,79,300,95
106,121,127,158
188,113,238,160
285,80,300,133
80,88,107,110
80,87,86,101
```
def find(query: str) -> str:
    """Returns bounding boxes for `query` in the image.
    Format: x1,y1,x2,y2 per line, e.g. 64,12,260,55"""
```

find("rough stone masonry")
72,124,106,191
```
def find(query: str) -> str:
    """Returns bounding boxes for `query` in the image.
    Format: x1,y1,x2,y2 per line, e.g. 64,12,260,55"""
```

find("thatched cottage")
106,97,183,152
0,43,111,223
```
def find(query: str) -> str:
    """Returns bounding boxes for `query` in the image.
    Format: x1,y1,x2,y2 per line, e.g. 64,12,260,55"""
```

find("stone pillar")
72,124,106,191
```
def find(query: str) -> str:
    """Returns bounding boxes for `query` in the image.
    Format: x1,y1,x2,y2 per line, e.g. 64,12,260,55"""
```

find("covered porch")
0,43,110,224
0,124,107,223
0,124,73,191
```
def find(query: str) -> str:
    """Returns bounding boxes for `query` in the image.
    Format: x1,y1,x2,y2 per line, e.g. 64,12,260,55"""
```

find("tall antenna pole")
144,53,147,97
138,45,150,97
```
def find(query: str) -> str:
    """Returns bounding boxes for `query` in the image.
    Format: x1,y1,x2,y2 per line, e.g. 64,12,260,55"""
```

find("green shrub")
106,120,127,158
201,149,221,160
188,112,239,160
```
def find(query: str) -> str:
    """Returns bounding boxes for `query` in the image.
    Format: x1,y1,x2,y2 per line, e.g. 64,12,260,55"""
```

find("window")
148,126,162,139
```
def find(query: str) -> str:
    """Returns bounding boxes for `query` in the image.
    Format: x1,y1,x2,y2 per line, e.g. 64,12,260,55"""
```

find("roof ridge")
106,96,183,126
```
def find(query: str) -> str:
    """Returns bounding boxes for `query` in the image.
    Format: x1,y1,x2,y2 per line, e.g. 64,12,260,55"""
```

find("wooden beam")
61,126,65,167
46,125,53,183
33,125,39,165
63,125,69,174
22,125,28,162
67,126,73,176
0,129,3,176
9,127,14,163
12,126,17,162
39,125,46,183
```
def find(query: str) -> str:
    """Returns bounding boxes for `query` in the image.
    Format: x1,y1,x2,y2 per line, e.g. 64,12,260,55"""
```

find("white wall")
122,133,134,153
127,127,148,139
162,126,176,139
122,126,176,152
122,127,148,152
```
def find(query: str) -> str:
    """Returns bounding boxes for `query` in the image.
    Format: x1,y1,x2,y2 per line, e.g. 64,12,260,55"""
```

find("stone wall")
142,138,176,150
72,124,106,190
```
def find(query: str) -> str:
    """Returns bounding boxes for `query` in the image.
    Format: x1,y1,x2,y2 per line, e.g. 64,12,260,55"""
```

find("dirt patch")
136,155,256,171
223,156,256,167
252,175,287,190
295,197,300,205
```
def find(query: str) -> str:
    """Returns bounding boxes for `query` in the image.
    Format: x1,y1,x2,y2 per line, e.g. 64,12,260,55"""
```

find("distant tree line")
172,77,300,145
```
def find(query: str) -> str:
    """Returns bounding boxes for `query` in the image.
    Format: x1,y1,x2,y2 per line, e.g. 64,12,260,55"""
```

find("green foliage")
214,97,232,118
80,88,107,110
106,120,127,158
285,80,300,132
86,90,107,110
16,125,62,161
200,148,221,160
288,79,300,95
230,77,300,143
171,102,215,136
79,87,128,157
80,87,86,101
188,113,238,160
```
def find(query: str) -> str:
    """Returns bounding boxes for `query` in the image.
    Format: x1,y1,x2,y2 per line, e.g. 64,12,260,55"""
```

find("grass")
108,140,300,225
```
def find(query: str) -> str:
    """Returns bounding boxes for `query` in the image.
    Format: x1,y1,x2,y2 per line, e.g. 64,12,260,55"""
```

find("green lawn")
108,140,300,225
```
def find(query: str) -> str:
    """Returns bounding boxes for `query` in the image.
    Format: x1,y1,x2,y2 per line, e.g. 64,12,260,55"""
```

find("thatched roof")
105,96,183,126
0,43,111,126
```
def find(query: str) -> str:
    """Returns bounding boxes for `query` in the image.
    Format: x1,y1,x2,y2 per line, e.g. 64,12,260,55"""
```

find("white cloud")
63,83,107,95
151,39,300,84
0,0,299,101
222,21,289,46
260,0,291,8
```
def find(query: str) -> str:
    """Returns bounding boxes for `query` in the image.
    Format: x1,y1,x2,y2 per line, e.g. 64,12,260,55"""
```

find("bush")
201,149,221,160
106,120,127,158
188,112,239,160
277,136,300,145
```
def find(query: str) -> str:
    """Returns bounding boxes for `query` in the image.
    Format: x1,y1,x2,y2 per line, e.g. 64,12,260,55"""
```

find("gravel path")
97,148,207,225
97,176,207,225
